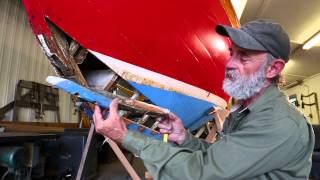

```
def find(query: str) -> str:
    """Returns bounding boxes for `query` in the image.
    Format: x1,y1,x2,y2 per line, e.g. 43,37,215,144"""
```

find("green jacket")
123,85,315,180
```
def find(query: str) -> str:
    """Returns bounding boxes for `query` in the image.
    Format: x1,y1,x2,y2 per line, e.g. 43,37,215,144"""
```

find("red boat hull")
23,0,239,103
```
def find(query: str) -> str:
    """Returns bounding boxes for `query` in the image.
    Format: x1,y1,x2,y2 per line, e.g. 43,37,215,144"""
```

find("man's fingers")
93,106,102,127
157,123,171,130
168,112,184,126
93,105,103,123
168,112,179,120
157,118,170,126
93,105,105,132
92,113,96,124
160,128,172,134
109,99,120,118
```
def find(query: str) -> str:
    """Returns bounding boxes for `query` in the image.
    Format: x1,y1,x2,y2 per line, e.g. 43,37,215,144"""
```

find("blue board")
46,76,162,140
128,81,215,131
47,76,215,139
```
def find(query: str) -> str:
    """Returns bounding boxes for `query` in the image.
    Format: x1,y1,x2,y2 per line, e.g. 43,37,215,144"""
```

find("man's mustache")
225,70,239,79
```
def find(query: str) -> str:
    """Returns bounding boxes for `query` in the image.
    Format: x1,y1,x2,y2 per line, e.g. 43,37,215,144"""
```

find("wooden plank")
0,121,79,133
1,123,64,133
76,123,95,180
206,109,229,143
0,132,55,137
0,121,78,128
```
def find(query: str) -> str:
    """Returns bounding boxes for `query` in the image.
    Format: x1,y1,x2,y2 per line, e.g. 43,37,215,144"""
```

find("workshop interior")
0,0,320,179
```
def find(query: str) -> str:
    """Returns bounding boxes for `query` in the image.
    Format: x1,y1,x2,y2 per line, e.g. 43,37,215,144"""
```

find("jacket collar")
246,84,282,113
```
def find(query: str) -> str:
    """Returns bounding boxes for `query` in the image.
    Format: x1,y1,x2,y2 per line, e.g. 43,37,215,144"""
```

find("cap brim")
216,25,267,52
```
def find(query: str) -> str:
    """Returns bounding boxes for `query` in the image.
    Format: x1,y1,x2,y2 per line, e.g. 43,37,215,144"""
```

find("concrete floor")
97,152,147,180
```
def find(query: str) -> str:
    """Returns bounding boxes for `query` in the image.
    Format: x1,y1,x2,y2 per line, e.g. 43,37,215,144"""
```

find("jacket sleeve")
122,116,300,180
177,130,211,151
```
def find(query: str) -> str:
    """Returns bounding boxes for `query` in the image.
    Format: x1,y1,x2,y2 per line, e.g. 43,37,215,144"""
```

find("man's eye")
240,56,250,63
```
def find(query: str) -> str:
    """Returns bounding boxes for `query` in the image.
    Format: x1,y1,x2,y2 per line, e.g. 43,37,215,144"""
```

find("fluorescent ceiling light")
302,31,320,50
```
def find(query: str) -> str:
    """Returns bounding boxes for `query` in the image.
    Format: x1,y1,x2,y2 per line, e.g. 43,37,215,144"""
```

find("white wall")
284,73,320,124
0,0,78,123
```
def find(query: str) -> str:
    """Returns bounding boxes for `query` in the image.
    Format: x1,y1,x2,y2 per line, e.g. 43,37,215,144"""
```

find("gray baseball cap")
216,20,291,62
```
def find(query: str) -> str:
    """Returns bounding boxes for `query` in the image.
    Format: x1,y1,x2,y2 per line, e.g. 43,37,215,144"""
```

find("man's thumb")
109,98,120,118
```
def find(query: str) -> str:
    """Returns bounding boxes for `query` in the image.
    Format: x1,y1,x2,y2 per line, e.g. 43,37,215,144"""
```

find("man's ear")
266,59,285,79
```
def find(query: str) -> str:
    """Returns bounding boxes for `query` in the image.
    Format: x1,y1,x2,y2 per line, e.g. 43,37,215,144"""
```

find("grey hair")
264,53,284,85
266,53,275,65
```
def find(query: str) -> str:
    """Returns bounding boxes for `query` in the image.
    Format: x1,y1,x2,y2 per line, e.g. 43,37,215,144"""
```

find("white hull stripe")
89,50,227,108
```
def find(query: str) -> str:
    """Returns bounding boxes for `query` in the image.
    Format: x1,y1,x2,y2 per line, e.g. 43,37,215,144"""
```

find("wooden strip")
123,117,161,135
0,123,66,133
0,121,78,128
206,109,229,143
106,137,141,180
219,0,241,28
121,99,170,115
76,122,95,180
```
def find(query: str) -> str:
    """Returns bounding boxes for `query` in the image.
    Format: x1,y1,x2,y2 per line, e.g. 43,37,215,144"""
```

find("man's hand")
93,99,128,144
157,113,186,145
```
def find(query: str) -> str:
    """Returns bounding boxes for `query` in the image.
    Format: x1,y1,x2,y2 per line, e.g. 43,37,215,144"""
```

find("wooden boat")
22,0,239,131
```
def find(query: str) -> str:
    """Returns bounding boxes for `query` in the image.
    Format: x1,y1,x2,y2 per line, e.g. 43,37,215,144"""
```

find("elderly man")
93,20,314,179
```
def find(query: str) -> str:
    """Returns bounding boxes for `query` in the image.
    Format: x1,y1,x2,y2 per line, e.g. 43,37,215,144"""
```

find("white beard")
223,65,266,100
